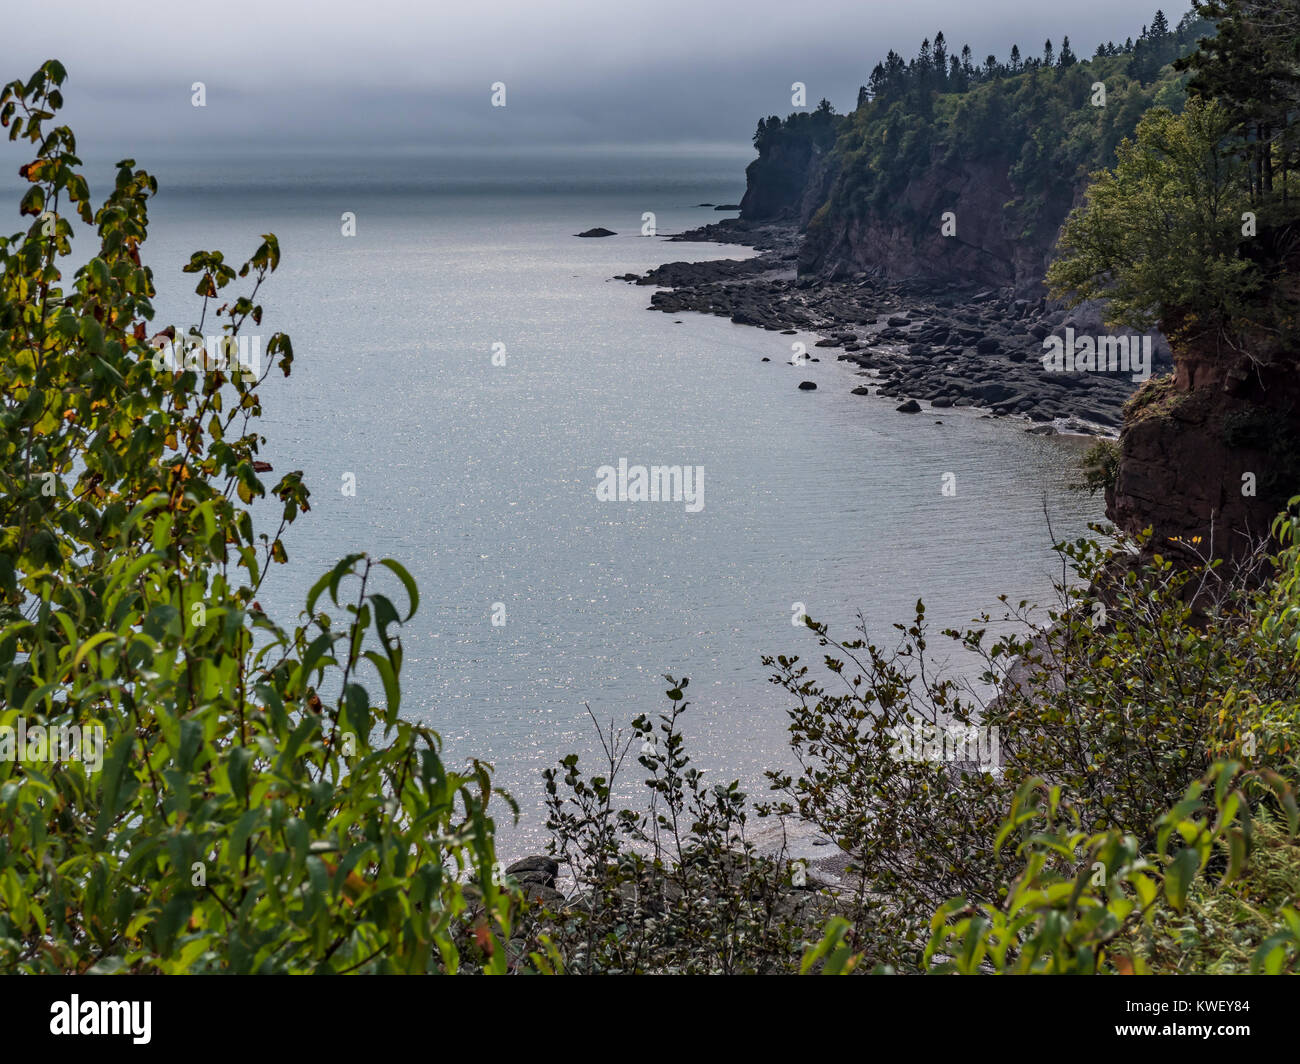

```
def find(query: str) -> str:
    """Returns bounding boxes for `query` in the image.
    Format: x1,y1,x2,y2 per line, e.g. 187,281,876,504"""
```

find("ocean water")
3,149,1103,846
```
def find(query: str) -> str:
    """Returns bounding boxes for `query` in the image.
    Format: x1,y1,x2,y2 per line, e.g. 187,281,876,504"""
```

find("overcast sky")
5,0,1190,155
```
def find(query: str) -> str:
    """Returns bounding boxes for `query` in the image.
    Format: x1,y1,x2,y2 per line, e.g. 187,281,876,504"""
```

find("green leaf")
378,559,419,621
1164,847,1199,912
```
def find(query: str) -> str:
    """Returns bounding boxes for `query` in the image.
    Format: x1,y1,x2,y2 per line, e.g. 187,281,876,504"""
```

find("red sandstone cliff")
1106,315,1300,562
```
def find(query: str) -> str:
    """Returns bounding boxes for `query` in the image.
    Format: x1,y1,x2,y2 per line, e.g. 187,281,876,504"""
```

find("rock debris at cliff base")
626,219,1172,433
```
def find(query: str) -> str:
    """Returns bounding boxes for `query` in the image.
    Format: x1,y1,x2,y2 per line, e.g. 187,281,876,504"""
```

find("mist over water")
4,151,1103,845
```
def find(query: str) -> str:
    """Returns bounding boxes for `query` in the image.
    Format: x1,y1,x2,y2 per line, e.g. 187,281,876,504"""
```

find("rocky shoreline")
618,217,1173,435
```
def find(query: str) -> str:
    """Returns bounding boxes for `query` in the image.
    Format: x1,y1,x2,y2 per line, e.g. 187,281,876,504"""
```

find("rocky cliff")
739,139,825,221
1106,317,1300,563
740,113,1124,301
738,48,1195,300
738,108,844,222
794,148,1075,299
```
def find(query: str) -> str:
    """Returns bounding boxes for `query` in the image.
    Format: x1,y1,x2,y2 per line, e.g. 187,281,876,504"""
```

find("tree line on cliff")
743,7,1215,280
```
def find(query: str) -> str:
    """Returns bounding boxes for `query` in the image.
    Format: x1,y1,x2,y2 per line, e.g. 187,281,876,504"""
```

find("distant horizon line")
11,140,757,162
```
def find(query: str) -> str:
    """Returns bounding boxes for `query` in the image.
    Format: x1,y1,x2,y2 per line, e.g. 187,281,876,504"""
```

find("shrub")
924,762,1299,974
1077,438,1120,495
0,61,514,974
535,680,818,974
529,503,1300,974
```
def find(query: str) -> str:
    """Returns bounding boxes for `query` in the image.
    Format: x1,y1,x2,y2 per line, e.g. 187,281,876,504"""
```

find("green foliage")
745,105,845,218
752,104,842,154
825,508,1300,976
1051,3,1300,347
0,62,514,973
923,762,1299,974
534,503,1300,975
534,681,816,974
758,524,1294,969
1122,372,1182,423
1076,438,1121,495
1047,99,1256,335
761,603,1008,969
1177,0,1300,208
799,13,1210,254
799,917,861,974
1125,812,1300,973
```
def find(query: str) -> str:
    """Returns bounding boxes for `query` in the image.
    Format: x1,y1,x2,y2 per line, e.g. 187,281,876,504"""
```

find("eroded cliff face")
739,140,824,221
1107,328,1300,562
799,152,1013,288
768,141,1083,298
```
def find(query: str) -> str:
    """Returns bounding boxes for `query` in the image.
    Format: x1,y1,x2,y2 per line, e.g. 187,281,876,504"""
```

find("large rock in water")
576,228,616,238
896,398,921,413
798,380,818,390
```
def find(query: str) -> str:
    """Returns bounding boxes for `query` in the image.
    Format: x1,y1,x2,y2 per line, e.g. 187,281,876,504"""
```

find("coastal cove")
8,0,1300,984
15,151,1106,847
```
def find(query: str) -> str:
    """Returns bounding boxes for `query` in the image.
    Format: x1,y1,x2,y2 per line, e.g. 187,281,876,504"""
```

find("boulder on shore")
896,398,921,413
506,856,560,889
798,380,818,390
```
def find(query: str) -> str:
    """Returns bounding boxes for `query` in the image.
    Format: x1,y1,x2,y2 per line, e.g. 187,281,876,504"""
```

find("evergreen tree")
867,62,888,101
1130,38,1158,84
1177,0,1300,205
1059,36,1077,67
916,37,934,92
883,49,907,96
1043,39,1055,67
1053,3,1300,344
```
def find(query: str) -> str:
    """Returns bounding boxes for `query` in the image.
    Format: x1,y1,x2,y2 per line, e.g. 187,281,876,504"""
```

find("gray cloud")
5,0,1188,152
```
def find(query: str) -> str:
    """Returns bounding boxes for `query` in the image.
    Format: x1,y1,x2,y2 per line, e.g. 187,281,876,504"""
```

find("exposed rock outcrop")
799,151,1041,294
740,139,828,221
1107,324,1300,563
